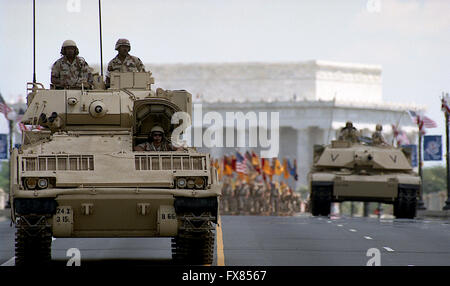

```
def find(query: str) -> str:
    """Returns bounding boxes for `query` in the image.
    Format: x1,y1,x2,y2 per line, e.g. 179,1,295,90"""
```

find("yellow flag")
263,158,272,176
224,164,232,176
274,158,284,176
283,158,290,179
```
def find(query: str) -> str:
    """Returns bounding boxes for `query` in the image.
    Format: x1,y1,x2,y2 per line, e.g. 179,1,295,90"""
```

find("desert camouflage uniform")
263,187,271,214
292,193,302,212
281,186,292,214
106,54,146,78
338,127,360,143
372,131,386,145
135,140,173,151
253,184,266,215
221,183,233,214
248,184,256,213
238,184,250,214
51,56,93,89
270,183,281,215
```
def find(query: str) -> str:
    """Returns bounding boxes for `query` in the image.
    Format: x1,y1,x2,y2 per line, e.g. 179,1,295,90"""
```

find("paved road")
221,215,450,266
1,215,449,266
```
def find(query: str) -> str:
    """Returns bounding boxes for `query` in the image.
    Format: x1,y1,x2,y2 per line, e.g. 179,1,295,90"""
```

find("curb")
417,210,450,220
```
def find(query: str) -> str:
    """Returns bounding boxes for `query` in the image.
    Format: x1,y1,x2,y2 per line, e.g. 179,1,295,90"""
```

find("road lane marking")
337,224,343,227
327,221,332,223
1,257,15,266
383,247,395,252
364,236,373,240
216,215,225,266
349,229,357,232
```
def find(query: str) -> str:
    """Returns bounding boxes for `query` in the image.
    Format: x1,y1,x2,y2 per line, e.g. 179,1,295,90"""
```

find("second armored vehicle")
308,137,420,219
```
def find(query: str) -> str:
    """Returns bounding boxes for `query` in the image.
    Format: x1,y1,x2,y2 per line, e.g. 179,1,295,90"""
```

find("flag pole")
417,120,426,210
444,92,450,210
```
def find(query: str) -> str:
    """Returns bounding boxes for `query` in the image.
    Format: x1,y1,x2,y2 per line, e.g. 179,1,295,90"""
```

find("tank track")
394,187,417,219
310,185,332,216
171,212,216,265
15,215,52,266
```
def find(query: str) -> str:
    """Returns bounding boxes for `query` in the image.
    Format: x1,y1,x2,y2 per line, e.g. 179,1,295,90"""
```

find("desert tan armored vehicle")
308,137,420,219
10,72,220,265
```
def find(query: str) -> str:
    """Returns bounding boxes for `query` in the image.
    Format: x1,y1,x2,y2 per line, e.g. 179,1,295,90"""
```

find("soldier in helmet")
338,121,360,143
253,180,265,215
106,38,146,87
238,181,250,215
233,179,242,215
372,124,387,145
134,126,183,151
51,40,93,89
269,181,281,216
221,177,233,214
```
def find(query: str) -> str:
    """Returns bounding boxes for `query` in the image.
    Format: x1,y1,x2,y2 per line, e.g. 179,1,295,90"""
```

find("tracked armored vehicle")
10,72,220,265
308,138,420,219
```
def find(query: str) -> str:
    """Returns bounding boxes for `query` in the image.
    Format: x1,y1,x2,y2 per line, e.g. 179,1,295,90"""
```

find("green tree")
422,166,446,194
0,160,10,194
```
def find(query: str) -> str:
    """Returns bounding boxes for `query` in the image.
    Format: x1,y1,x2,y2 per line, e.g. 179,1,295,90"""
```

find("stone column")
295,128,310,188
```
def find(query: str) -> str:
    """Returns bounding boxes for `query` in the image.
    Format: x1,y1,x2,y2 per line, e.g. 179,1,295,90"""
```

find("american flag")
407,110,437,132
235,151,247,174
0,93,12,119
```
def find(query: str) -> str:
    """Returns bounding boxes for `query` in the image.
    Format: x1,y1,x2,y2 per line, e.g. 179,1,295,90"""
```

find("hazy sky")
0,0,449,164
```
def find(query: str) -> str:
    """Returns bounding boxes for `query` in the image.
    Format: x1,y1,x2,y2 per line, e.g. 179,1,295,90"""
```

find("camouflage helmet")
151,126,165,134
60,40,79,55
62,40,77,48
115,38,131,51
376,124,382,131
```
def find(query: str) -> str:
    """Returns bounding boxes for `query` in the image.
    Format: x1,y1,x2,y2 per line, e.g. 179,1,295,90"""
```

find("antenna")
33,0,36,83
98,0,104,76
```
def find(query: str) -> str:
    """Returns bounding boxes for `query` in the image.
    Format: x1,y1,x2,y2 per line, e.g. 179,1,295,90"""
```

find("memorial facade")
149,60,423,187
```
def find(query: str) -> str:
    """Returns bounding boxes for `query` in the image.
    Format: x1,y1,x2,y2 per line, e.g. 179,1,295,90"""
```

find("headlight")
37,178,48,189
194,177,205,189
25,178,37,189
187,178,195,189
177,177,187,188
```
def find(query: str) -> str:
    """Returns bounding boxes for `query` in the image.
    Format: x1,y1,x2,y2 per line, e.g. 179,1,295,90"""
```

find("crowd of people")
219,176,305,216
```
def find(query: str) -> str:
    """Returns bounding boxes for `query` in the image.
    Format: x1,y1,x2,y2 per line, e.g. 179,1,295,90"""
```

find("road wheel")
394,188,417,219
15,216,52,266
172,230,215,265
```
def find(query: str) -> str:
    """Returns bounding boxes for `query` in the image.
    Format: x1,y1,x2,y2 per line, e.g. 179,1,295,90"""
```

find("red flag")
231,155,237,172
251,151,261,174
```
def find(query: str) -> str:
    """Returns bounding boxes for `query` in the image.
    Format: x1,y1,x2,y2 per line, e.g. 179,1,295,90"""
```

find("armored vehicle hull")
308,140,420,219
10,72,220,265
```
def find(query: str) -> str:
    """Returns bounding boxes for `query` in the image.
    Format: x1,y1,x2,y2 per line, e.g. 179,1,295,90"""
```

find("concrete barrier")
417,210,450,220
